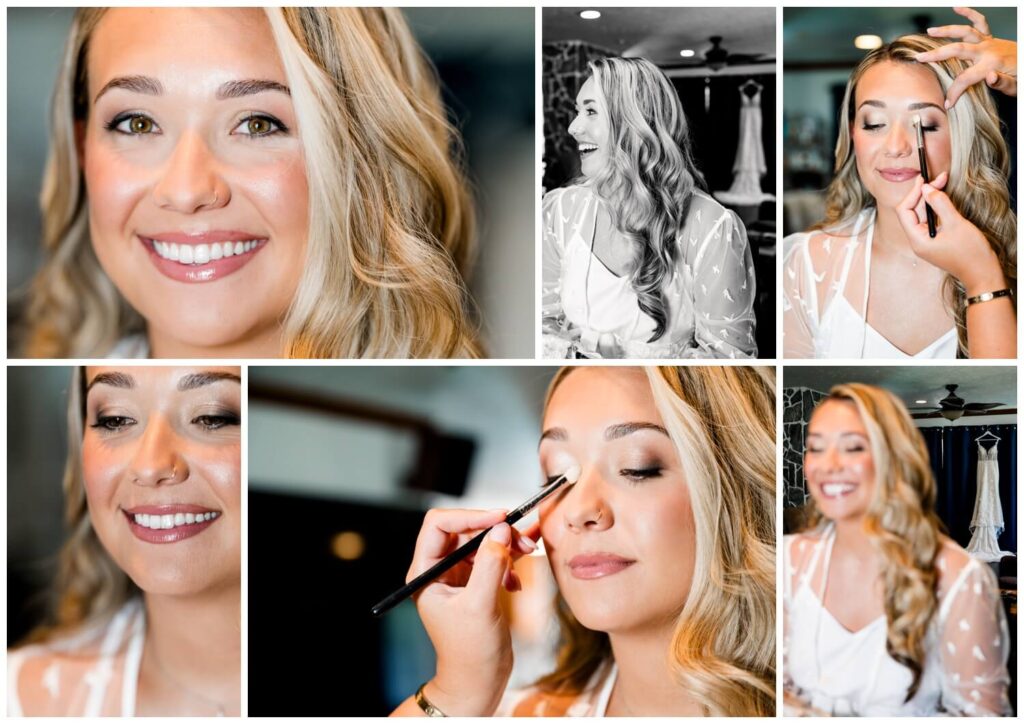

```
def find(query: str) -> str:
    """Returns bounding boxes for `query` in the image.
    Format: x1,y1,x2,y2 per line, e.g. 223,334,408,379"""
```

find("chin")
144,312,274,352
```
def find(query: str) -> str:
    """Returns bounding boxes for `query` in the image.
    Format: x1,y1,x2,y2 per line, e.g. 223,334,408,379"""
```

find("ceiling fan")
908,384,1009,421
662,36,773,71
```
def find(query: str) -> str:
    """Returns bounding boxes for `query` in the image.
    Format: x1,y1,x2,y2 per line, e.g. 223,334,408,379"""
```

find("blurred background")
782,364,1017,712
7,366,77,646
6,8,535,358
782,7,1017,235
542,7,777,356
248,366,566,715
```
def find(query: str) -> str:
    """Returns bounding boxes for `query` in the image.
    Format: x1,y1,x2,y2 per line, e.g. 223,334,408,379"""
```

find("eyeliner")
913,114,937,238
370,465,581,617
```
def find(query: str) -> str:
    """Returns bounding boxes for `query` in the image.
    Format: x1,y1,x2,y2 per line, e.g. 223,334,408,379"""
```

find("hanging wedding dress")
966,441,1014,562
716,84,774,206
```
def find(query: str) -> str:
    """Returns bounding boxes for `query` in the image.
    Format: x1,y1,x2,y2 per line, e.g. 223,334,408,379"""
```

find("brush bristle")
563,464,582,484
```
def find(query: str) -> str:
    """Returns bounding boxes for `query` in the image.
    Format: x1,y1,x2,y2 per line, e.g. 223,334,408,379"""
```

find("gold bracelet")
966,288,1012,306
415,683,447,717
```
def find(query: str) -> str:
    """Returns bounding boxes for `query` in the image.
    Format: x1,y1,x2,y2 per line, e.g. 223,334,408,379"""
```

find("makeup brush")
370,465,582,617
913,115,937,238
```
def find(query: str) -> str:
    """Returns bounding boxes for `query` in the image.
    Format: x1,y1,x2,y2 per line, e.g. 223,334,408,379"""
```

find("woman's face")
568,76,610,178
805,400,877,523
538,367,696,634
851,60,952,211
82,366,241,596
82,8,309,352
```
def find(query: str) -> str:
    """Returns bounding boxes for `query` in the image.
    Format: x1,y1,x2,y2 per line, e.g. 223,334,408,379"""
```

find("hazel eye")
91,415,137,432
107,113,160,136
233,114,285,138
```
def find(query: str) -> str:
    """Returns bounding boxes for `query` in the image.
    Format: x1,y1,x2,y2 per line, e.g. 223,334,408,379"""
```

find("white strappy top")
783,529,1012,716
496,661,617,716
783,208,958,359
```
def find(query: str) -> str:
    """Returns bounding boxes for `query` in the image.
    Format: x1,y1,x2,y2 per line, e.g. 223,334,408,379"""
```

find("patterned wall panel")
783,386,826,509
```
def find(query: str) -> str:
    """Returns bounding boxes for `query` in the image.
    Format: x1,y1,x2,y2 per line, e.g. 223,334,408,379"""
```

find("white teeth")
149,238,262,265
578,143,598,153
131,511,219,529
822,483,856,498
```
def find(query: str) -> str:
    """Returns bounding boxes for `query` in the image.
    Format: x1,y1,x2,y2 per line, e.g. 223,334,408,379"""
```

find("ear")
74,119,86,169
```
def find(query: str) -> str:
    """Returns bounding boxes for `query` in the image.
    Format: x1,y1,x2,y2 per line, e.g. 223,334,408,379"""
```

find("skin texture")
82,366,242,715
568,76,609,179
82,8,309,357
538,367,696,636
83,366,242,595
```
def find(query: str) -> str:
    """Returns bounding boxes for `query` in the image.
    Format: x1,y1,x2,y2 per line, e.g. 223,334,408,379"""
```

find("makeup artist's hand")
407,509,539,717
895,171,1006,295
917,7,1017,107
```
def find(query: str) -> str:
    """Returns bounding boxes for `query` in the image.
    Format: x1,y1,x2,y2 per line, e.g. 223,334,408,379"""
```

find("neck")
148,324,283,358
143,582,241,714
832,516,874,554
607,622,703,716
873,205,914,255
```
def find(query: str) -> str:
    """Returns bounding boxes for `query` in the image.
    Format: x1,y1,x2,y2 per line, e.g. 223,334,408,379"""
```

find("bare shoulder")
784,529,825,570
506,688,579,717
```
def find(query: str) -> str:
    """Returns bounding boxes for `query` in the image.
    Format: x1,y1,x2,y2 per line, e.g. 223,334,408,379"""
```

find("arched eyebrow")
94,75,290,103
856,99,944,113
86,371,135,393
539,421,669,447
178,371,242,391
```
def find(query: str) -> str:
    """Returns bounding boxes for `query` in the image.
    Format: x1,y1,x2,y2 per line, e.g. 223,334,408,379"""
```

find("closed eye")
620,467,662,483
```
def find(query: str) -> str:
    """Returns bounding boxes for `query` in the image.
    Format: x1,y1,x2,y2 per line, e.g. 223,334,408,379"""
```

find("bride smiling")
8,366,241,716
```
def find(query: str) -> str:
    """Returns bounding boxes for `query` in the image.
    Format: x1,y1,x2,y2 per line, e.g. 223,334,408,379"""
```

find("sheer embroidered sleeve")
936,557,1012,716
685,206,756,358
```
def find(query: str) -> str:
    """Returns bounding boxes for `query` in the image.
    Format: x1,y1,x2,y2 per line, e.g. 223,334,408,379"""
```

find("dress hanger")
975,428,1001,448
739,78,763,96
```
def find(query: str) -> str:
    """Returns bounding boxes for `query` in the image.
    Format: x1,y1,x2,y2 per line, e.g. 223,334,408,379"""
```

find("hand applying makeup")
895,170,1015,358
392,508,542,717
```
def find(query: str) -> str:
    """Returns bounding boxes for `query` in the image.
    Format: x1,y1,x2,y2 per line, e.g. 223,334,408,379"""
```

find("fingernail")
520,536,537,552
944,99,952,109
489,523,510,544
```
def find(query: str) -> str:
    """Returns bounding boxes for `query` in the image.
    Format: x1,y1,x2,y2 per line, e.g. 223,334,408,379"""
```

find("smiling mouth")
139,233,267,283
578,142,598,157
820,482,858,499
122,506,222,543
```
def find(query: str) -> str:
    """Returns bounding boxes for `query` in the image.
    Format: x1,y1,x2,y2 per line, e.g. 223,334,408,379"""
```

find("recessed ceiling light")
579,10,601,20
916,399,927,404
680,49,695,58
854,34,883,50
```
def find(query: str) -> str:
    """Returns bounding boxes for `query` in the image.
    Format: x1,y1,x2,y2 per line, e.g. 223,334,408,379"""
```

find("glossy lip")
122,504,221,544
876,167,920,183
567,552,636,580
138,230,268,284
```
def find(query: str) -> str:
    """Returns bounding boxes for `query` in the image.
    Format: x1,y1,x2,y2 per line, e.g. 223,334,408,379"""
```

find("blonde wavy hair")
818,34,1016,356
536,366,776,716
804,383,943,701
586,58,706,342
24,368,138,644
23,8,480,358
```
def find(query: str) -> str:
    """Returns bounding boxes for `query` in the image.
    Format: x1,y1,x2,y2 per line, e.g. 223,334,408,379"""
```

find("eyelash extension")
192,412,241,431
861,123,884,131
90,415,137,432
238,113,290,138
105,112,158,135
921,124,938,133
620,467,663,483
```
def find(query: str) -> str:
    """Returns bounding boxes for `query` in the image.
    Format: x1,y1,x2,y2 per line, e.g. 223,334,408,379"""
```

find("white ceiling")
784,366,1016,410
543,7,775,67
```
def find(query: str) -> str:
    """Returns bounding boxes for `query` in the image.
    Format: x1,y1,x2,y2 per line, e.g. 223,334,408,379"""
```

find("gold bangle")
966,288,1012,306
415,683,447,717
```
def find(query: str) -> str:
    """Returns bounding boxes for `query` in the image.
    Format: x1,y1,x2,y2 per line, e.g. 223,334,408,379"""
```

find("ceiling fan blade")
963,402,1005,411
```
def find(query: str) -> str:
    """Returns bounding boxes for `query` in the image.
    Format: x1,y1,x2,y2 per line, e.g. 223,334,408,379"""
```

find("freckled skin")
538,368,696,633
82,366,241,595
805,400,878,524
851,62,952,212
82,8,309,354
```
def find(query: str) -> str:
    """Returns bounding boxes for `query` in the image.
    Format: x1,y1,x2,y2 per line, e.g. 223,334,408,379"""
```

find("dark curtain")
919,424,1017,552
